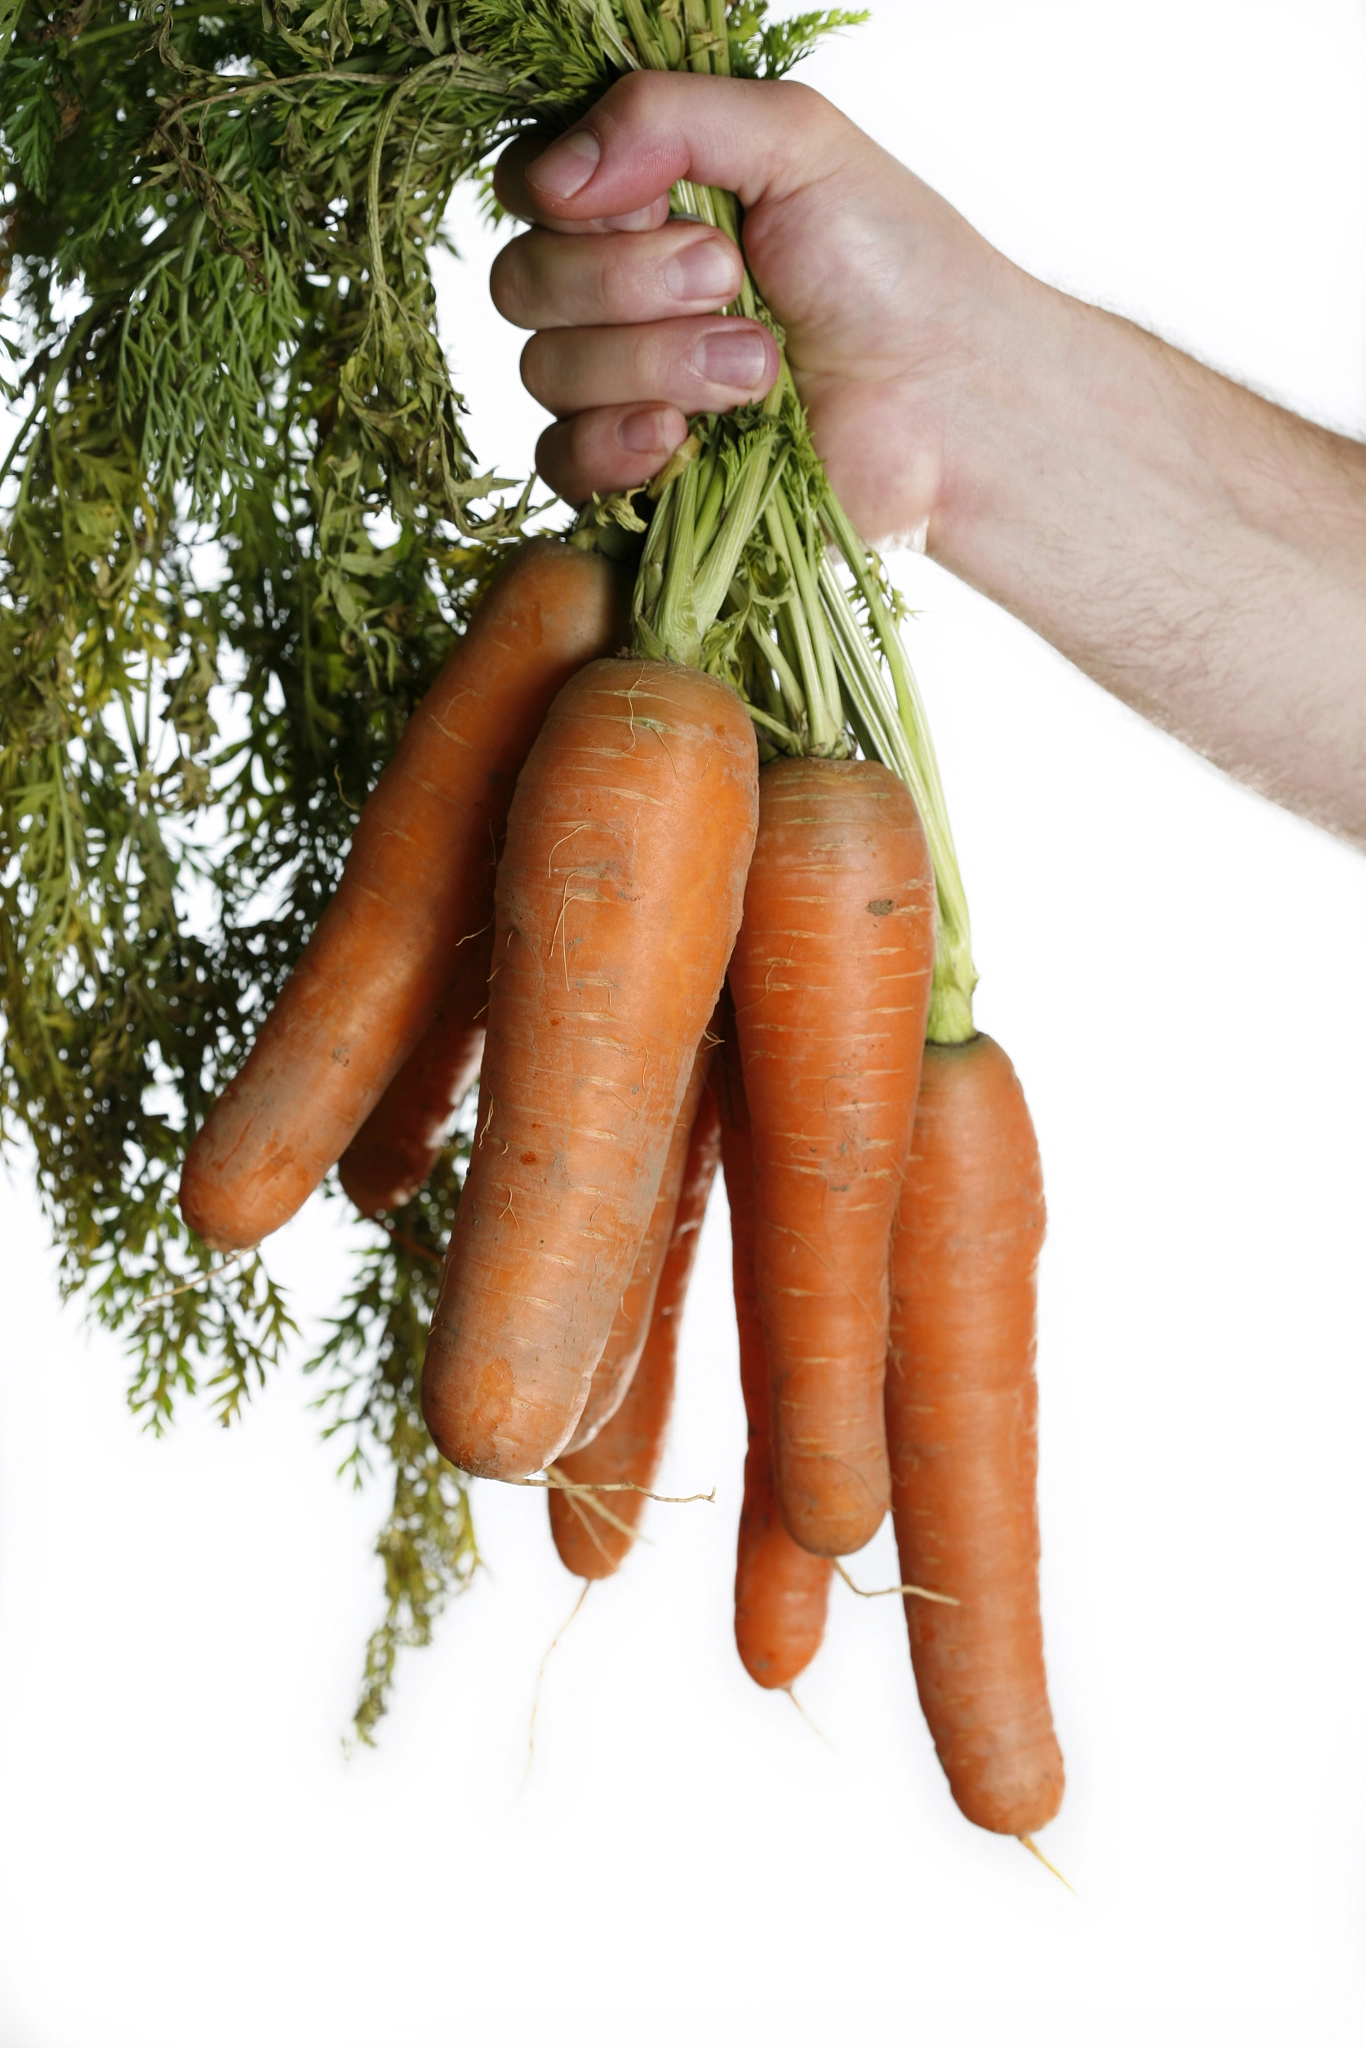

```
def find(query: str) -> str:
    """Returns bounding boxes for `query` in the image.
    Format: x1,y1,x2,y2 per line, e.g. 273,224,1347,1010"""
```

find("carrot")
421,657,759,1481
727,757,936,1558
885,1033,1064,1837
717,1004,832,1690
549,1073,722,1579
338,926,490,1217
561,1037,714,1454
179,540,627,1251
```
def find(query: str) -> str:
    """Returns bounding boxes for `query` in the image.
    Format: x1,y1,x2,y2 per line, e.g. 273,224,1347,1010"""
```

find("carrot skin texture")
180,541,628,1251
718,1010,832,1689
421,658,759,1481
550,1075,723,1578
339,928,490,1216
563,1040,714,1454
886,1034,1065,1837
728,758,935,1557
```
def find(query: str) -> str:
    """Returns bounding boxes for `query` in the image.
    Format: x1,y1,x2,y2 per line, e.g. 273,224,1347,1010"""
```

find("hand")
491,69,1366,846
490,70,1005,548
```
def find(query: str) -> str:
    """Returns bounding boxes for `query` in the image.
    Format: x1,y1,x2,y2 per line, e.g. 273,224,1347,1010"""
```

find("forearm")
932,261,1366,844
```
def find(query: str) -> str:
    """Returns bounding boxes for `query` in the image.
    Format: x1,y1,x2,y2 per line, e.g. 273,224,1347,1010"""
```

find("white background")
4,3,1366,2043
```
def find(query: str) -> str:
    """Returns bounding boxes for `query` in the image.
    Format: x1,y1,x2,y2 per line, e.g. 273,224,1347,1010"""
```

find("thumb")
519,71,859,223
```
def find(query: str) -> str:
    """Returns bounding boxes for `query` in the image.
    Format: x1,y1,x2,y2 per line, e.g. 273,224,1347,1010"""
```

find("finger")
520,317,778,421
494,130,672,236
535,406,690,504
491,221,743,332
516,73,860,223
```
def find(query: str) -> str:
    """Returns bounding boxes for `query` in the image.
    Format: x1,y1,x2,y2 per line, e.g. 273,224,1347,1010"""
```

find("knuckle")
768,78,833,131
597,238,648,321
605,69,660,125
627,325,669,395
772,78,819,116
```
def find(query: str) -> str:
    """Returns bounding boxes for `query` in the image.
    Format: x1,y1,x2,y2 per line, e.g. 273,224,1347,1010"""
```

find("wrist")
924,258,1084,583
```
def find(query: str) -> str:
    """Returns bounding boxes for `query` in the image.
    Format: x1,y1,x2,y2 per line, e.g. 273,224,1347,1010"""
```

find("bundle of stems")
601,5,976,1043
0,0,975,1734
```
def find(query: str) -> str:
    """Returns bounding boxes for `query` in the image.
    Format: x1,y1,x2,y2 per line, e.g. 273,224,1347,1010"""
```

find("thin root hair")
832,1558,958,1606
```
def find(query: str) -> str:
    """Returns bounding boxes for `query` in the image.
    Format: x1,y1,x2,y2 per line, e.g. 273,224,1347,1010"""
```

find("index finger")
518,71,859,222
494,131,672,236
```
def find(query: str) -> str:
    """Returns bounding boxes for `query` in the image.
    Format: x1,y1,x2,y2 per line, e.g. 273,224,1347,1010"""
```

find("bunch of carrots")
180,40,1063,1850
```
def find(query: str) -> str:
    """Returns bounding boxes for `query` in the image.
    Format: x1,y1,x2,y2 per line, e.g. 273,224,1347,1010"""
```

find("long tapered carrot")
549,1074,722,1579
716,1003,832,1690
727,757,935,1558
179,540,627,1251
421,657,758,1481
561,1036,714,1455
886,1034,1064,1837
338,927,489,1217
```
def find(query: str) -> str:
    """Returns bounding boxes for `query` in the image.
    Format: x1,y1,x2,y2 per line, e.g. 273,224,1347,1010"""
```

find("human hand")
491,67,1366,847
489,70,1007,548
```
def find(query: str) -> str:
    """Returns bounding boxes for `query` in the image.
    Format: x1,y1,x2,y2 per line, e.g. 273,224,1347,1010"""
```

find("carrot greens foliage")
0,0,963,1737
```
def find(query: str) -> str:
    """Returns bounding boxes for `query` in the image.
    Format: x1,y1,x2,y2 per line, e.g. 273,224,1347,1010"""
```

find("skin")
338,932,489,1217
180,541,627,1252
563,1038,713,1455
421,658,758,1481
717,1004,832,1691
886,1035,1064,1838
550,1075,722,1580
492,73,1366,848
727,758,935,1558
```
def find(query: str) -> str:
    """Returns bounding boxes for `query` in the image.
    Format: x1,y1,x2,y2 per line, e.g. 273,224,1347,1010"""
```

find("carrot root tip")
524,1581,592,1784
1018,1834,1076,1894
782,1686,834,1750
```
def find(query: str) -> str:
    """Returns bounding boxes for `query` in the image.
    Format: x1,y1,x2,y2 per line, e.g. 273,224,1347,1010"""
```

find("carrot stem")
596,11,980,1040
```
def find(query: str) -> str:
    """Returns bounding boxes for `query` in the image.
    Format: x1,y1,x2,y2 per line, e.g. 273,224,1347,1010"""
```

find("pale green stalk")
613,2,978,1035
692,432,785,627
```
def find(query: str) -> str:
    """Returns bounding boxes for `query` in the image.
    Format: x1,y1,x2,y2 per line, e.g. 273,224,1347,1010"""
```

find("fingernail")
665,239,739,303
696,326,770,390
527,129,601,201
603,203,665,234
620,409,674,454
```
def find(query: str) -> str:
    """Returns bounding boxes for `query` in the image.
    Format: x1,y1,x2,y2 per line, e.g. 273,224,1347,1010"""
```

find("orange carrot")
886,1034,1064,1837
561,1037,714,1455
717,1005,832,1690
179,540,627,1251
339,926,489,1217
549,1074,722,1579
421,658,758,1481
727,758,935,1557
